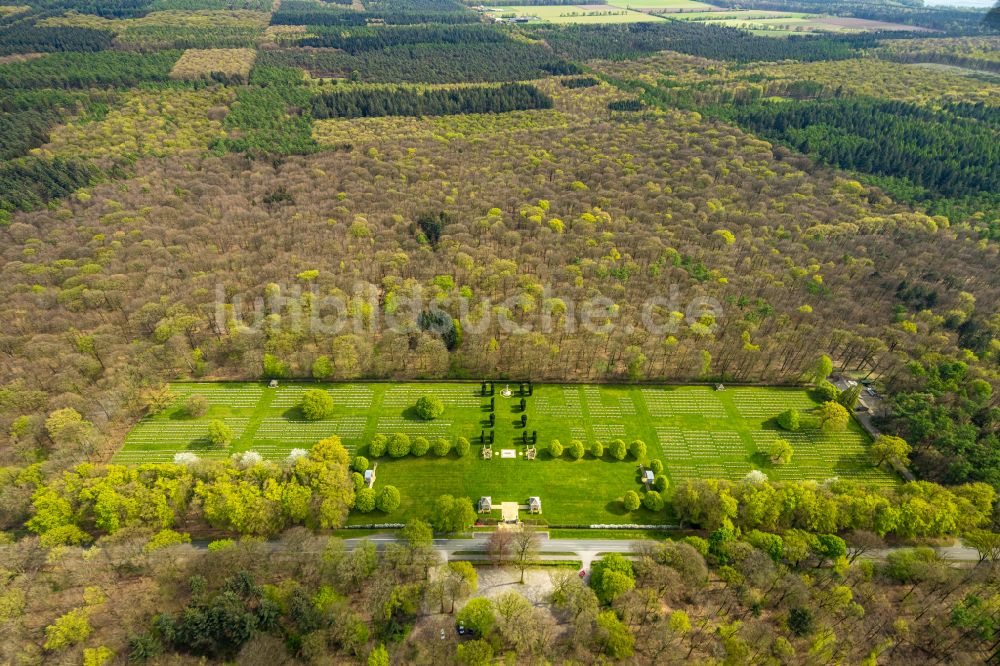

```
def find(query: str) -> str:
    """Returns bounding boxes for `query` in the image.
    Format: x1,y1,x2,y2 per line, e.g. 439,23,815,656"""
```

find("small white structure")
501,449,516,459
644,470,655,484
716,383,725,391
501,384,513,398
528,496,542,514
364,469,375,488
478,496,492,513
268,379,279,388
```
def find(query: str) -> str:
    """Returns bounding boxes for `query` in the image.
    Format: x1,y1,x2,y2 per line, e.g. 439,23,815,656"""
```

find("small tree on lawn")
549,440,564,458
433,437,451,457
650,459,663,475
369,434,387,458
592,441,604,458
353,456,369,472
411,436,430,457
629,439,647,460
183,394,208,418
207,420,233,448
816,401,850,431
643,491,664,511
568,439,585,460
455,437,470,457
768,439,794,465
388,433,411,458
653,476,669,493
623,490,641,511
376,486,401,512
414,394,445,420
355,488,376,513
301,389,335,420
609,439,627,460
870,434,911,468
777,409,800,431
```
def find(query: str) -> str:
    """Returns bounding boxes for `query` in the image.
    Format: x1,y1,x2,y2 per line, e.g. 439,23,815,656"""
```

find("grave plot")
254,416,367,449
115,417,251,463
654,428,748,460
267,384,375,410
374,417,454,438
730,387,817,420
582,386,637,419
381,385,480,409
123,417,250,450
591,423,628,439
641,386,727,418
171,383,263,408
749,430,892,485
534,386,583,418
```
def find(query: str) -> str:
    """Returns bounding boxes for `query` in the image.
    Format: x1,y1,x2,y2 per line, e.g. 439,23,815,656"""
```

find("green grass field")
488,5,665,23
607,0,715,9
116,382,895,525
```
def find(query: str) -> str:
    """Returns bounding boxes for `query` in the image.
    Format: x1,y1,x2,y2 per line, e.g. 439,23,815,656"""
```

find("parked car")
458,621,466,635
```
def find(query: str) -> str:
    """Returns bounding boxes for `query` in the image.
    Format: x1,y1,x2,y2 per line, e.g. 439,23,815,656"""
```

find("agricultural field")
610,0,716,10
488,5,665,23
493,2,927,31
116,382,893,524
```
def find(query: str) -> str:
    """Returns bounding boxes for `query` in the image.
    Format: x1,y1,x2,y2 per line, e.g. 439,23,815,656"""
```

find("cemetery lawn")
117,382,896,525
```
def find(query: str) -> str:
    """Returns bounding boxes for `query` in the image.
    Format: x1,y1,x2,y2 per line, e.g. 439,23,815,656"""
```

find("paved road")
339,533,983,568
190,533,983,568
344,533,646,574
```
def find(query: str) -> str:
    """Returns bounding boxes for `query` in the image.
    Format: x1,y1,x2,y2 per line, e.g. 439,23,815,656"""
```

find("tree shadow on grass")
186,437,216,451
833,452,873,477
282,406,308,421
401,405,429,422
604,500,629,517
760,416,784,431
